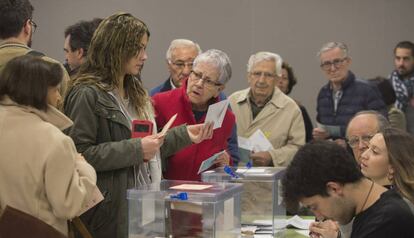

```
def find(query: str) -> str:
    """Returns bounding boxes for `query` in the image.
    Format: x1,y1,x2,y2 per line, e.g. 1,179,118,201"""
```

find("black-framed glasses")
320,58,348,71
250,71,277,79
190,70,222,88
170,60,193,69
29,19,37,33
346,134,374,148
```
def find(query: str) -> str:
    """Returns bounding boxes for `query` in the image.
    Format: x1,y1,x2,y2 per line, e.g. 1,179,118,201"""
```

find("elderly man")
346,111,389,165
151,39,240,164
229,51,305,167
153,49,235,181
63,18,102,76
313,42,386,144
390,41,414,135
282,141,414,238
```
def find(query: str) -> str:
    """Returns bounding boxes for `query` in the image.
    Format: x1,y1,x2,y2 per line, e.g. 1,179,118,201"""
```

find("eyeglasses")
29,19,37,33
190,70,222,88
170,60,193,69
250,71,277,79
320,58,347,71
346,134,374,148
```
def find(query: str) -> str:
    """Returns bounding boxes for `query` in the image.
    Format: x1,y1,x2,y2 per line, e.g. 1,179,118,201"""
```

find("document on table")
197,150,226,174
252,215,312,230
205,100,229,129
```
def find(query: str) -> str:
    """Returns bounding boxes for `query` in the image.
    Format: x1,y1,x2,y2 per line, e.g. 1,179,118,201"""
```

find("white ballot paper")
197,150,226,174
238,129,274,153
158,113,177,137
205,100,229,129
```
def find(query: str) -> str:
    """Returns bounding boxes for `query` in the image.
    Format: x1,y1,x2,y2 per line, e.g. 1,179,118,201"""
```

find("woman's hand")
187,122,214,144
309,220,340,238
141,134,164,162
214,151,230,167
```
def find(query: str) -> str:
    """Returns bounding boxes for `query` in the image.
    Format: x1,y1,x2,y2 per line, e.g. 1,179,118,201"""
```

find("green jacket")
64,84,192,238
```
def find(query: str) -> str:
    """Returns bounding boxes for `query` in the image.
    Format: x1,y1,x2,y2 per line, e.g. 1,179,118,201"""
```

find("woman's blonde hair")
70,12,150,117
382,127,414,204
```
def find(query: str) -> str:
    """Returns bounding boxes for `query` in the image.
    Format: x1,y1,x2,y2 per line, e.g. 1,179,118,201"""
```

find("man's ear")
326,181,344,196
76,48,84,59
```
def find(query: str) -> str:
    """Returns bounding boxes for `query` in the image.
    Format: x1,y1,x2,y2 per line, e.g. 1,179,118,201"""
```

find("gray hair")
193,49,232,84
317,41,349,58
346,110,389,137
166,39,202,61
247,51,283,77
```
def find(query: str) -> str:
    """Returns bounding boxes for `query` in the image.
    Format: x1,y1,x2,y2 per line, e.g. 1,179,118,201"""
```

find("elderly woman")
277,62,313,142
153,49,234,181
0,55,96,236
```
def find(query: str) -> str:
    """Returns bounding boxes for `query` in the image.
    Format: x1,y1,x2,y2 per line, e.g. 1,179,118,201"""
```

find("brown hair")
382,127,414,204
0,55,62,111
70,12,151,117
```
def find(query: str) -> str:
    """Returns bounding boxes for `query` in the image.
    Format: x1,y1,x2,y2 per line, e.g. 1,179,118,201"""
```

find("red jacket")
152,82,235,181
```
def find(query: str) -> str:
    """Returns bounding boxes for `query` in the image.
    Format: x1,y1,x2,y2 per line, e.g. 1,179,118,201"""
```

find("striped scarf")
390,70,414,111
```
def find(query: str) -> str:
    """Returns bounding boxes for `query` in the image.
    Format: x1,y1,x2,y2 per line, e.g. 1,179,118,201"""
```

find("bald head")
346,112,387,164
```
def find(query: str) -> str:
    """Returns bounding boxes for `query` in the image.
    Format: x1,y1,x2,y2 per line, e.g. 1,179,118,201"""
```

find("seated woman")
152,49,234,181
361,127,414,205
0,55,96,236
277,62,313,142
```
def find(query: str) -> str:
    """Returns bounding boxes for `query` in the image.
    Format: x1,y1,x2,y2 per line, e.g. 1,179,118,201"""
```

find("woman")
0,55,96,236
277,62,313,142
64,13,212,238
152,49,234,181
361,127,414,203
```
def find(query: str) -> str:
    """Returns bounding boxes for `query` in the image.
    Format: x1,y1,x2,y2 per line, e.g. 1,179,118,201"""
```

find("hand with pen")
309,219,340,238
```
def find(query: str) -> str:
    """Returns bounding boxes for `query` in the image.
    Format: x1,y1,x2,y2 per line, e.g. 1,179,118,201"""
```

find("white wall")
31,0,414,123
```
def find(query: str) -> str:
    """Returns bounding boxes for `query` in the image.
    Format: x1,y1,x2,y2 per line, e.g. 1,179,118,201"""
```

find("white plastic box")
202,167,286,236
127,180,243,238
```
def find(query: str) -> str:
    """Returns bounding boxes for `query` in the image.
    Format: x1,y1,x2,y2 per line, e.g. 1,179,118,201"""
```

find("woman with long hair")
64,12,212,238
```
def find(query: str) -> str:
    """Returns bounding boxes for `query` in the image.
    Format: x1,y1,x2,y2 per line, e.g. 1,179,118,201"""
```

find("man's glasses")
170,60,193,69
346,135,374,148
29,19,37,34
190,70,222,89
250,71,277,79
320,58,347,71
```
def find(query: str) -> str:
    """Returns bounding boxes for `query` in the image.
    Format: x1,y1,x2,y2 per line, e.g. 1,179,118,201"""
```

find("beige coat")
229,87,305,166
0,97,96,235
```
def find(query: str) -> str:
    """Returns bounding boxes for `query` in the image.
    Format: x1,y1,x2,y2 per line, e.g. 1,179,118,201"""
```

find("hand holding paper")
197,150,226,174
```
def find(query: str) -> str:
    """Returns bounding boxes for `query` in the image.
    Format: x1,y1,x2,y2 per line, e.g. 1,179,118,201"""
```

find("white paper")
238,136,253,150
205,100,229,129
197,150,225,174
253,215,312,230
316,122,341,138
249,129,274,152
158,113,177,137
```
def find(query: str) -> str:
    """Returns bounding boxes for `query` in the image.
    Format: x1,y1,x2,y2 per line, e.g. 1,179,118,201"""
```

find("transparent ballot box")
127,180,242,238
202,167,286,236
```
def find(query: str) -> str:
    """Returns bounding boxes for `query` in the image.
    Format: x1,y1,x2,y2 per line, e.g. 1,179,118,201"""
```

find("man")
63,18,102,76
313,42,386,144
150,39,201,95
346,111,389,164
229,51,305,166
151,39,240,163
0,0,70,108
282,141,414,238
390,41,414,135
